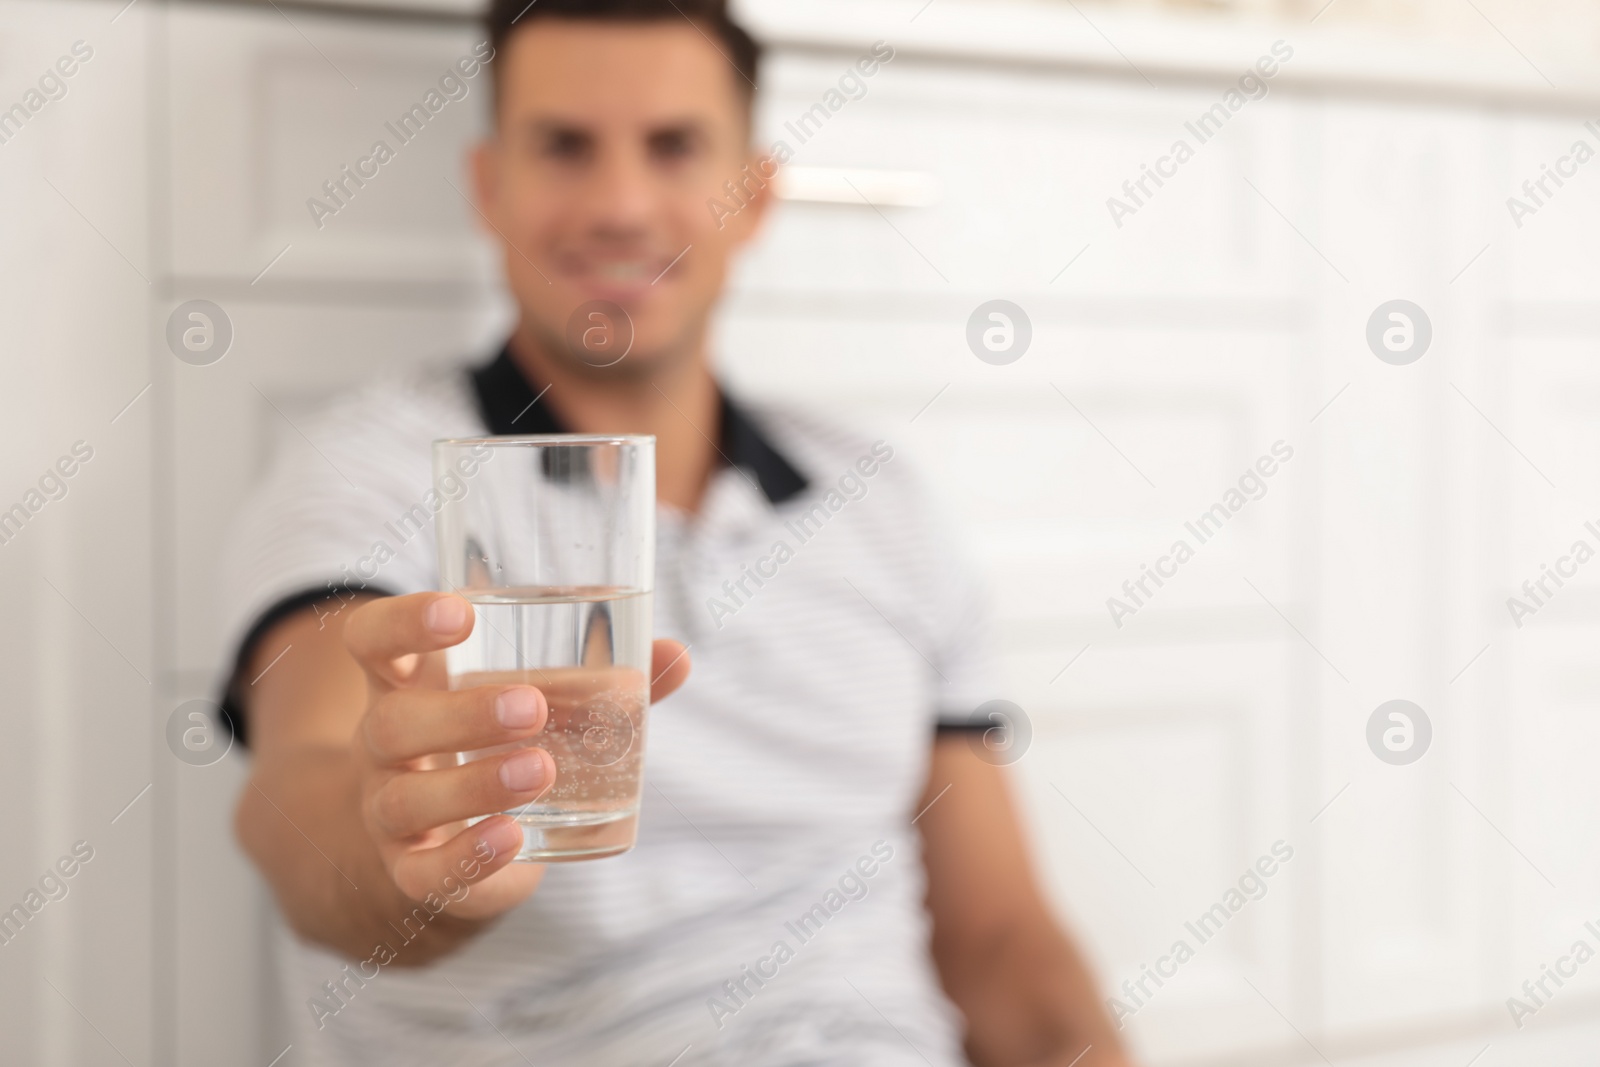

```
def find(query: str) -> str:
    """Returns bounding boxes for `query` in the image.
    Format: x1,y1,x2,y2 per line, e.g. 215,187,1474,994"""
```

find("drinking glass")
433,435,654,861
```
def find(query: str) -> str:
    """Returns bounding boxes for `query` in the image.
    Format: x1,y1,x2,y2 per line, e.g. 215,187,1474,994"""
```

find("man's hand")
345,592,549,917
235,589,690,963
345,591,692,920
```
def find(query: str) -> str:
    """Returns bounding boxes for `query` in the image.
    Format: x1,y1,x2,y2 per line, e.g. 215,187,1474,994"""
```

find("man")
223,1,1134,1064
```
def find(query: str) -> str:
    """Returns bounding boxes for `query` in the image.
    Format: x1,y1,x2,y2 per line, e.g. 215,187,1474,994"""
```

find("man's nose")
578,144,658,240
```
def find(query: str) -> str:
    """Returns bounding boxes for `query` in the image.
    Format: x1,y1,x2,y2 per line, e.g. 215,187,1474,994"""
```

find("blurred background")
3,0,1599,1063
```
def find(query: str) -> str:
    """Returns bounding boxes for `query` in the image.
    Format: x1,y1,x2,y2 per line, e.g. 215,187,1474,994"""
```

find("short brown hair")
485,0,762,107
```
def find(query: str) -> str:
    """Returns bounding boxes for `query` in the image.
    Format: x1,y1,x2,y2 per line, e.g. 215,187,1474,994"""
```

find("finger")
649,639,691,703
368,748,556,840
363,685,548,767
344,592,474,687
389,815,525,903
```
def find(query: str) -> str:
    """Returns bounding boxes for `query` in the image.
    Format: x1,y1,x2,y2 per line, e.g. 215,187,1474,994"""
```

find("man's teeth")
597,262,653,281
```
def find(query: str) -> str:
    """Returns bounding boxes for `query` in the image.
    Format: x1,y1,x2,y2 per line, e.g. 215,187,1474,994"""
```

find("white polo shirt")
218,347,997,1067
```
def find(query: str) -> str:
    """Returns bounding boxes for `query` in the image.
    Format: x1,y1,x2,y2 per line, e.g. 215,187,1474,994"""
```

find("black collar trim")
468,344,809,506
470,345,567,436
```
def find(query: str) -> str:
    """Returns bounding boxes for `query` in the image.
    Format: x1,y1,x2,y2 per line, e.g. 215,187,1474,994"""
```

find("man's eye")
649,131,698,162
541,132,590,160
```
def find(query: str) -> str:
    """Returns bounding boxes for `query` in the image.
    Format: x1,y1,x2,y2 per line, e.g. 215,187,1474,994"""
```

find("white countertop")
253,0,1600,112
738,0,1600,113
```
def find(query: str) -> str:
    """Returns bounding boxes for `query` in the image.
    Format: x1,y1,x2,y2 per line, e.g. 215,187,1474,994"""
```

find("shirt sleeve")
213,391,444,745
898,467,1001,732
930,546,1001,732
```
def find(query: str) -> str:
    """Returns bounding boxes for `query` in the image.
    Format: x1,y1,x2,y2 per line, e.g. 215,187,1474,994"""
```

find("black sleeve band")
934,721,991,733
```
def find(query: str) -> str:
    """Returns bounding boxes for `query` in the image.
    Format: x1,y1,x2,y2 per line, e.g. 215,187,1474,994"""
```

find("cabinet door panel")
166,5,496,285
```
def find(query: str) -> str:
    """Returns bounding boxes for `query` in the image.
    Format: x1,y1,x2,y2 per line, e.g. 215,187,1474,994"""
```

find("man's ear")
468,139,498,232
722,150,779,247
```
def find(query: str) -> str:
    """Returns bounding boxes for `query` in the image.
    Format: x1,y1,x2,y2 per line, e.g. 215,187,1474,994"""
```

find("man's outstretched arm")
918,736,1136,1067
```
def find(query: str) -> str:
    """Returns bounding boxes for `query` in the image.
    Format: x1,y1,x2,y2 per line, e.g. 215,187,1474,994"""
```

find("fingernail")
495,688,541,729
478,818,522,861
425,596,469,635
499,750,546,793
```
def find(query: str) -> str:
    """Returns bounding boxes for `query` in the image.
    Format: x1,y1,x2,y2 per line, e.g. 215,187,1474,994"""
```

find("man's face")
472,19,769,377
